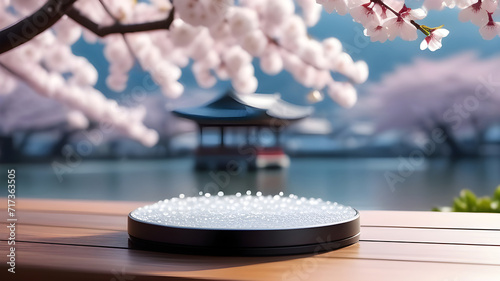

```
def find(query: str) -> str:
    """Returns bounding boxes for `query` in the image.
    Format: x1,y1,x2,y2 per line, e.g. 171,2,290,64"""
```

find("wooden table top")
1,198,500,280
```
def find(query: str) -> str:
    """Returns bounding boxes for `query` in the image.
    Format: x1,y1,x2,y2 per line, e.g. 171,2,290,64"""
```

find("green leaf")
453,198,468,212
460,189,477,211
493,186,500,201
476,197,493,212
433,187,500,213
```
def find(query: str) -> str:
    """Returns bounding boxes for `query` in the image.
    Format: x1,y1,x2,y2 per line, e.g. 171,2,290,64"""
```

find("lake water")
2,157,499,211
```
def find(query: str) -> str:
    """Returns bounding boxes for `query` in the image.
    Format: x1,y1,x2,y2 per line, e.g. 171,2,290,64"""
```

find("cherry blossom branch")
0,61,49,100
0,62,19,80
98,0,119,21
96,0,137,63
267,38,324,71
0,0,77,54
372,0,428,35
65,6,175,37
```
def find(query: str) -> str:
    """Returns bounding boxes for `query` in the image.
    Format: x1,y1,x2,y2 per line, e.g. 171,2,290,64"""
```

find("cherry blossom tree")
0,0,369,149
350,53,500,157
320,0,499,49
0,81,89,161
0,0,497,149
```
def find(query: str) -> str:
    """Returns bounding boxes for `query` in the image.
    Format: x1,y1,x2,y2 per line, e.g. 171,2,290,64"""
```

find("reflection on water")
2,157,499,211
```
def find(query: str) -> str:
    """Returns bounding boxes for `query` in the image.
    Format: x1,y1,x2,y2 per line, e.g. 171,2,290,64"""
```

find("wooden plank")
0,223,128,248
362,211,500,230
1,242,499,281
1,224,500,266
2,198,500,230
0,211,127,231
2,267,198,281
2,198,500,280
0,197,148,216
336,241,500,266
2,210,499,246
360,227,500,246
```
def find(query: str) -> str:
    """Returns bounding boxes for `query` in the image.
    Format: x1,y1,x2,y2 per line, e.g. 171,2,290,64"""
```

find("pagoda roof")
173,91,313,126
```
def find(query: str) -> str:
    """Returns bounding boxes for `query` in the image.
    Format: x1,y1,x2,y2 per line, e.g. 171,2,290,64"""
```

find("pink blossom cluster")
423,0,499,39
423,0,499,40
0,0,159,146
318,0,428,40
79,0,366,106
354,53,500,134
317,0,499,50
172,0,368,108
0,0,369,147
452,0,498,40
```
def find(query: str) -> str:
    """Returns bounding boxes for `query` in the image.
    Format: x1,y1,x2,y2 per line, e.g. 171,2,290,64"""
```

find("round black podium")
128,193,360,256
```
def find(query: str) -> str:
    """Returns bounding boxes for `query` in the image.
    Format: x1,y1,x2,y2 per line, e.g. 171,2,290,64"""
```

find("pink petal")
428,37,442,51
383,18,399,41
479,23,499,40
433,28,450,38
410,8,427,20
424,0,445,10
459,5,489,26
399,21,417,41
319,1,337,13
420,38,429,50
483,0,498,12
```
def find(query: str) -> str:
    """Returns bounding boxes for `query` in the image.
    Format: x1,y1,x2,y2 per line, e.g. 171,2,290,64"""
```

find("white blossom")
420,28,449,51
384,17,418,41
227,7,258,37
459,1,490,26
241,30,268,56
173,0,232,27
350,3,381,26
260,49,284,75
327,81,357,108
479,19,500,40
0,0,372,147
66,110,90,130
364,24,390,42
317,0,349,15
297,0,323,26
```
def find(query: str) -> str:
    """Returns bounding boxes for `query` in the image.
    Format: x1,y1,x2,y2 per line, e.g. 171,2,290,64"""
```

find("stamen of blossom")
458,0,490,26
350,3,381,25
383,16,418,41
364,23,390,42
479,12,500,40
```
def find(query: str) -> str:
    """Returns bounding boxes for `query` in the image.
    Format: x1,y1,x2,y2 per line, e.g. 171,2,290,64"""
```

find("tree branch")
96,0,139,68
372,0,428,35
0,0,175,55
65,6,175,37
0,0,77,54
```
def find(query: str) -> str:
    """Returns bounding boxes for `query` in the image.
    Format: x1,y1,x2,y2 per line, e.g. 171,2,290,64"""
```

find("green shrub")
432,186,500,213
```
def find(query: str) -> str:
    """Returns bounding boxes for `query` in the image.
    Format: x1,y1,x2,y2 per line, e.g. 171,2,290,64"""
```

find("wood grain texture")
3,198,500,229
360,226,500,246
0,198,148,216
0,211,127,230
1,197,500,280
361,210,500,230
1,242,500,281
1,224,500,266
1,211,498,246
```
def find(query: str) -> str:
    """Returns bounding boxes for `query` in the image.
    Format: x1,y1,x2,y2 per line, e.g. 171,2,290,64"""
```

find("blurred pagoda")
173,90,313,170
